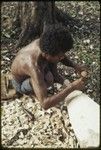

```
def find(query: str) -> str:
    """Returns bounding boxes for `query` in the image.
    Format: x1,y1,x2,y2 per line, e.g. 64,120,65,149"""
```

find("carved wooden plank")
66,90,100,148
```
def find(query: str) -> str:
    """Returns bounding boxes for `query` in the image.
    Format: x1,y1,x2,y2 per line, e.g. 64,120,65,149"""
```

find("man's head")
39,24,73,62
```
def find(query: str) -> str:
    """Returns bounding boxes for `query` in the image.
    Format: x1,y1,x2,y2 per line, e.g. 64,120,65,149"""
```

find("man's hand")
81,71,87,78
71,77,85,91
75,64,88,76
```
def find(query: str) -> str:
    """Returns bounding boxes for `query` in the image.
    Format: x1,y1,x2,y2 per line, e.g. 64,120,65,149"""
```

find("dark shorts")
12,78,34,95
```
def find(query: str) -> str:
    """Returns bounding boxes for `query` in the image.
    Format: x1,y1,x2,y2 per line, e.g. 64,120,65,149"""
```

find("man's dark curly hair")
39,24,73,56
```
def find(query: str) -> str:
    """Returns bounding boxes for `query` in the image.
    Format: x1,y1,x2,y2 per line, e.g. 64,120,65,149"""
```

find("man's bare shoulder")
11,38,41,76
18,38,40,54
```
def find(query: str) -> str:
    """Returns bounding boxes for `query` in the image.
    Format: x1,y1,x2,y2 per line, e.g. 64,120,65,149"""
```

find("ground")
1,1,100,148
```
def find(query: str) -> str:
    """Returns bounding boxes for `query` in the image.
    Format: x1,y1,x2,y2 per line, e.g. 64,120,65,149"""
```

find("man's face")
42,52,65,63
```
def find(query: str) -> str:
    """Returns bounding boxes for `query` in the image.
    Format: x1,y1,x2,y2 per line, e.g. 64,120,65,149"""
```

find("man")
11,24,87,110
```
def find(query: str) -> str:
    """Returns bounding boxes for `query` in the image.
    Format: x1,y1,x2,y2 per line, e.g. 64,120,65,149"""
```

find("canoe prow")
66,90,100,148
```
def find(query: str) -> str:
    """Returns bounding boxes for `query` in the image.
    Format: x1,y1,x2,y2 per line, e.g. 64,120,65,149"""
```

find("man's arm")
60,55,76,68
48,63,64,85
29,65,85,110
60,55,87,74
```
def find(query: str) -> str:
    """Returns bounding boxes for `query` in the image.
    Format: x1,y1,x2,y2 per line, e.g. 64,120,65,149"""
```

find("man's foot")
1,73,23,101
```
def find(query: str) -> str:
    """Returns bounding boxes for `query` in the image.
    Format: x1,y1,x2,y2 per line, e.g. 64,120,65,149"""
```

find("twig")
21,105,35,121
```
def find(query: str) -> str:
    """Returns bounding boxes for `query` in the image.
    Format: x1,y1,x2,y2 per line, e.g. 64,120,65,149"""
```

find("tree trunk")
14,1,79,50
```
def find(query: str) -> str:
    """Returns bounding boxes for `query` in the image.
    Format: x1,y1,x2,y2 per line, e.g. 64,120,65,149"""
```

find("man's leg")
20,78,34,95
1,74,22,101
12,72,54,96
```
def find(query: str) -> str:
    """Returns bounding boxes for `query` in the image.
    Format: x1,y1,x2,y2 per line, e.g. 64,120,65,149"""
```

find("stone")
19,132,24,139
23,124,29,129
66,90,100,148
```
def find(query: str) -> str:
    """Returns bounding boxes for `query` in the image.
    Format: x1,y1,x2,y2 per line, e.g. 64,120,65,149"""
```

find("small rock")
83,39,90,44
92,62,96,65
75,56,79,59
3,56,10,61
27,102,33,109
19,132,24,139
23,124,29,129
16,139,25,145
78,11,83,15
72,73,76,77
86,18,90,21
56,83,62,89
89,45,93,49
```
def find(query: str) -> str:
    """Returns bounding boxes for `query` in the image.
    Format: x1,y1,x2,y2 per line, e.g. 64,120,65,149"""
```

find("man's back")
11,39,41,82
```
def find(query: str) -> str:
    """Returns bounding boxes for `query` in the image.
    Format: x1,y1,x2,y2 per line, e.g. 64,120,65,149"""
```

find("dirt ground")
1,1,100,148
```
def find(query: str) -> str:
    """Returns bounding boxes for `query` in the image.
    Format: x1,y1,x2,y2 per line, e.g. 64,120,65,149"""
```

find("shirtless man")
11,24,87,110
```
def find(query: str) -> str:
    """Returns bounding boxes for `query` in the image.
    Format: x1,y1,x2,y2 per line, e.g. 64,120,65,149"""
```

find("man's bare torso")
11,39,51,83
